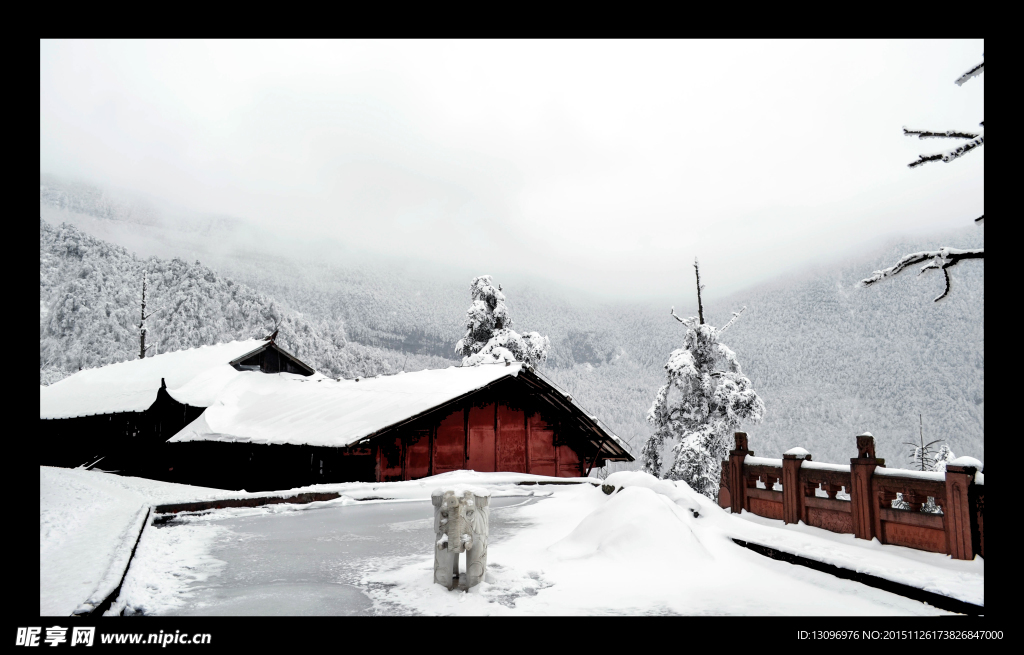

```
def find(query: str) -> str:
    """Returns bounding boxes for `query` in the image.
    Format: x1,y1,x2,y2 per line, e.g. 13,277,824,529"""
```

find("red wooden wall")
375,400,587,482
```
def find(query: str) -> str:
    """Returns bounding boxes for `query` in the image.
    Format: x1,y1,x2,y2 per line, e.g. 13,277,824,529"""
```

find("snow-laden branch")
908,134,983,168
903,127,980,140
861,247,984,302
718,306,746,335
955,61,984,86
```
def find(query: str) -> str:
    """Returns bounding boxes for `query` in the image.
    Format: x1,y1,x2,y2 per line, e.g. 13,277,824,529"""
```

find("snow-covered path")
42,467,982,616
119,495,538,616
40,468,149,616
40,467,237,616
354,478,962,615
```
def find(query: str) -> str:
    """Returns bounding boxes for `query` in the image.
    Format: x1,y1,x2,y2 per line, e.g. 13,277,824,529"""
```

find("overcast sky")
40,40,984,301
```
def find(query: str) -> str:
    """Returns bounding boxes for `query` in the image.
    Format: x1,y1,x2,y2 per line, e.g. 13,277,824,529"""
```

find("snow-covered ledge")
874,468,947,482
744,455,783,467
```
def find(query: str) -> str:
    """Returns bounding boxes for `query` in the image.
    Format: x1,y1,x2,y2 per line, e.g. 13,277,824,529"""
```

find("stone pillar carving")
849,433,884,541
432,487,490,590
728,432,752,514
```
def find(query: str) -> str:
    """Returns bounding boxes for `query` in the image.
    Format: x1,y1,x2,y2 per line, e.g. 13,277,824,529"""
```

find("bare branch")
955,61,984,86
903,127,980,140
933,268,953,302
718,306,747,335
908,135,983,168
670,307,698,327
861,247,984,301
975,214,984,224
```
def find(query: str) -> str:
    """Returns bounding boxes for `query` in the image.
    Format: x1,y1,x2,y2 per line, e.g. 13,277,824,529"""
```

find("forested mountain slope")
39,219,452,385
703,230,984,467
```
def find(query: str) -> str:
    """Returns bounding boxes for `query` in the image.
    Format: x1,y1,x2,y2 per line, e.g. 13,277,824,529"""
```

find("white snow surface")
358,471,980,614
44,468,983,616
783,447,811,458
949,456,983,469
39,466,236,616
801,461,851,472
170,363,524,448
40,339,270,419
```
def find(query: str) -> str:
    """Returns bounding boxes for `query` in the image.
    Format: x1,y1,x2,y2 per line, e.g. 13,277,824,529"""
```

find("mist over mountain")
40,175,984,468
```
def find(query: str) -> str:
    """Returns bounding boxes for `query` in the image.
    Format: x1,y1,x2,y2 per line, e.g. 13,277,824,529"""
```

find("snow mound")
548,486,710,562
603,470,701,509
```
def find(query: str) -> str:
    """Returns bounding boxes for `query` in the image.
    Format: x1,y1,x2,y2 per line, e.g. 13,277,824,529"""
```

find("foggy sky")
39,40,984,301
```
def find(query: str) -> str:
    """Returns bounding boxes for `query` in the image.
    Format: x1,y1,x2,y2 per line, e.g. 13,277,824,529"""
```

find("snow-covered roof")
171,363,527,448
40,340,272,420
169,362,632,460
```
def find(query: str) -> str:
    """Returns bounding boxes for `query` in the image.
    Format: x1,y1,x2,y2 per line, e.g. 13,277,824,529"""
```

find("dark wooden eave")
517,367,633,463
228,341,316,376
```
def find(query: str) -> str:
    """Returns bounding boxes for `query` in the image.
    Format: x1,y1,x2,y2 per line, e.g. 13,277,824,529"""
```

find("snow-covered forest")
40,175,983,467
39,218,453,385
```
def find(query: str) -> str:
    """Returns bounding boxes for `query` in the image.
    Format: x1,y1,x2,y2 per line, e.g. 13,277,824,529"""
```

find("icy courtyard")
40,467,983,616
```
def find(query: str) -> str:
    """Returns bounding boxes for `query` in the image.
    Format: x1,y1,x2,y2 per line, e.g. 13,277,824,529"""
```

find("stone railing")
718,432,984,560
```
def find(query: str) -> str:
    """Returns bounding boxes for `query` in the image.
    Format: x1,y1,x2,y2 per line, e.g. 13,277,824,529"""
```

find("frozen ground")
41,467,983,616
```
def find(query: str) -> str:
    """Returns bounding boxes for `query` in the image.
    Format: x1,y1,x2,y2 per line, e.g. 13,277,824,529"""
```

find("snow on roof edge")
40,339,269,420
522,366,632,457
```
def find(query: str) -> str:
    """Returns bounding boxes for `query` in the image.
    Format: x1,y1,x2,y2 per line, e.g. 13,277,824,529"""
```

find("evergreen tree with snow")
455,275,550,367
641,258,764,499
932,443,956,473
861,55,984,302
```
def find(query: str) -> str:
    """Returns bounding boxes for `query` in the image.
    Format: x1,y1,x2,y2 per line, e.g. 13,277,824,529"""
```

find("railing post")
782,447,810,525
728,432,751,514
944,458,980,560
849,433,883,541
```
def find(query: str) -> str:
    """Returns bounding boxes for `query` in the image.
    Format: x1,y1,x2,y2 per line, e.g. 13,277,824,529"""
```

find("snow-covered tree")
39,219,455,384
138,270,154,359
454,275,550,367
932,443,956,473
904,414,945,472
641,259,765,498
861,56,984,302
